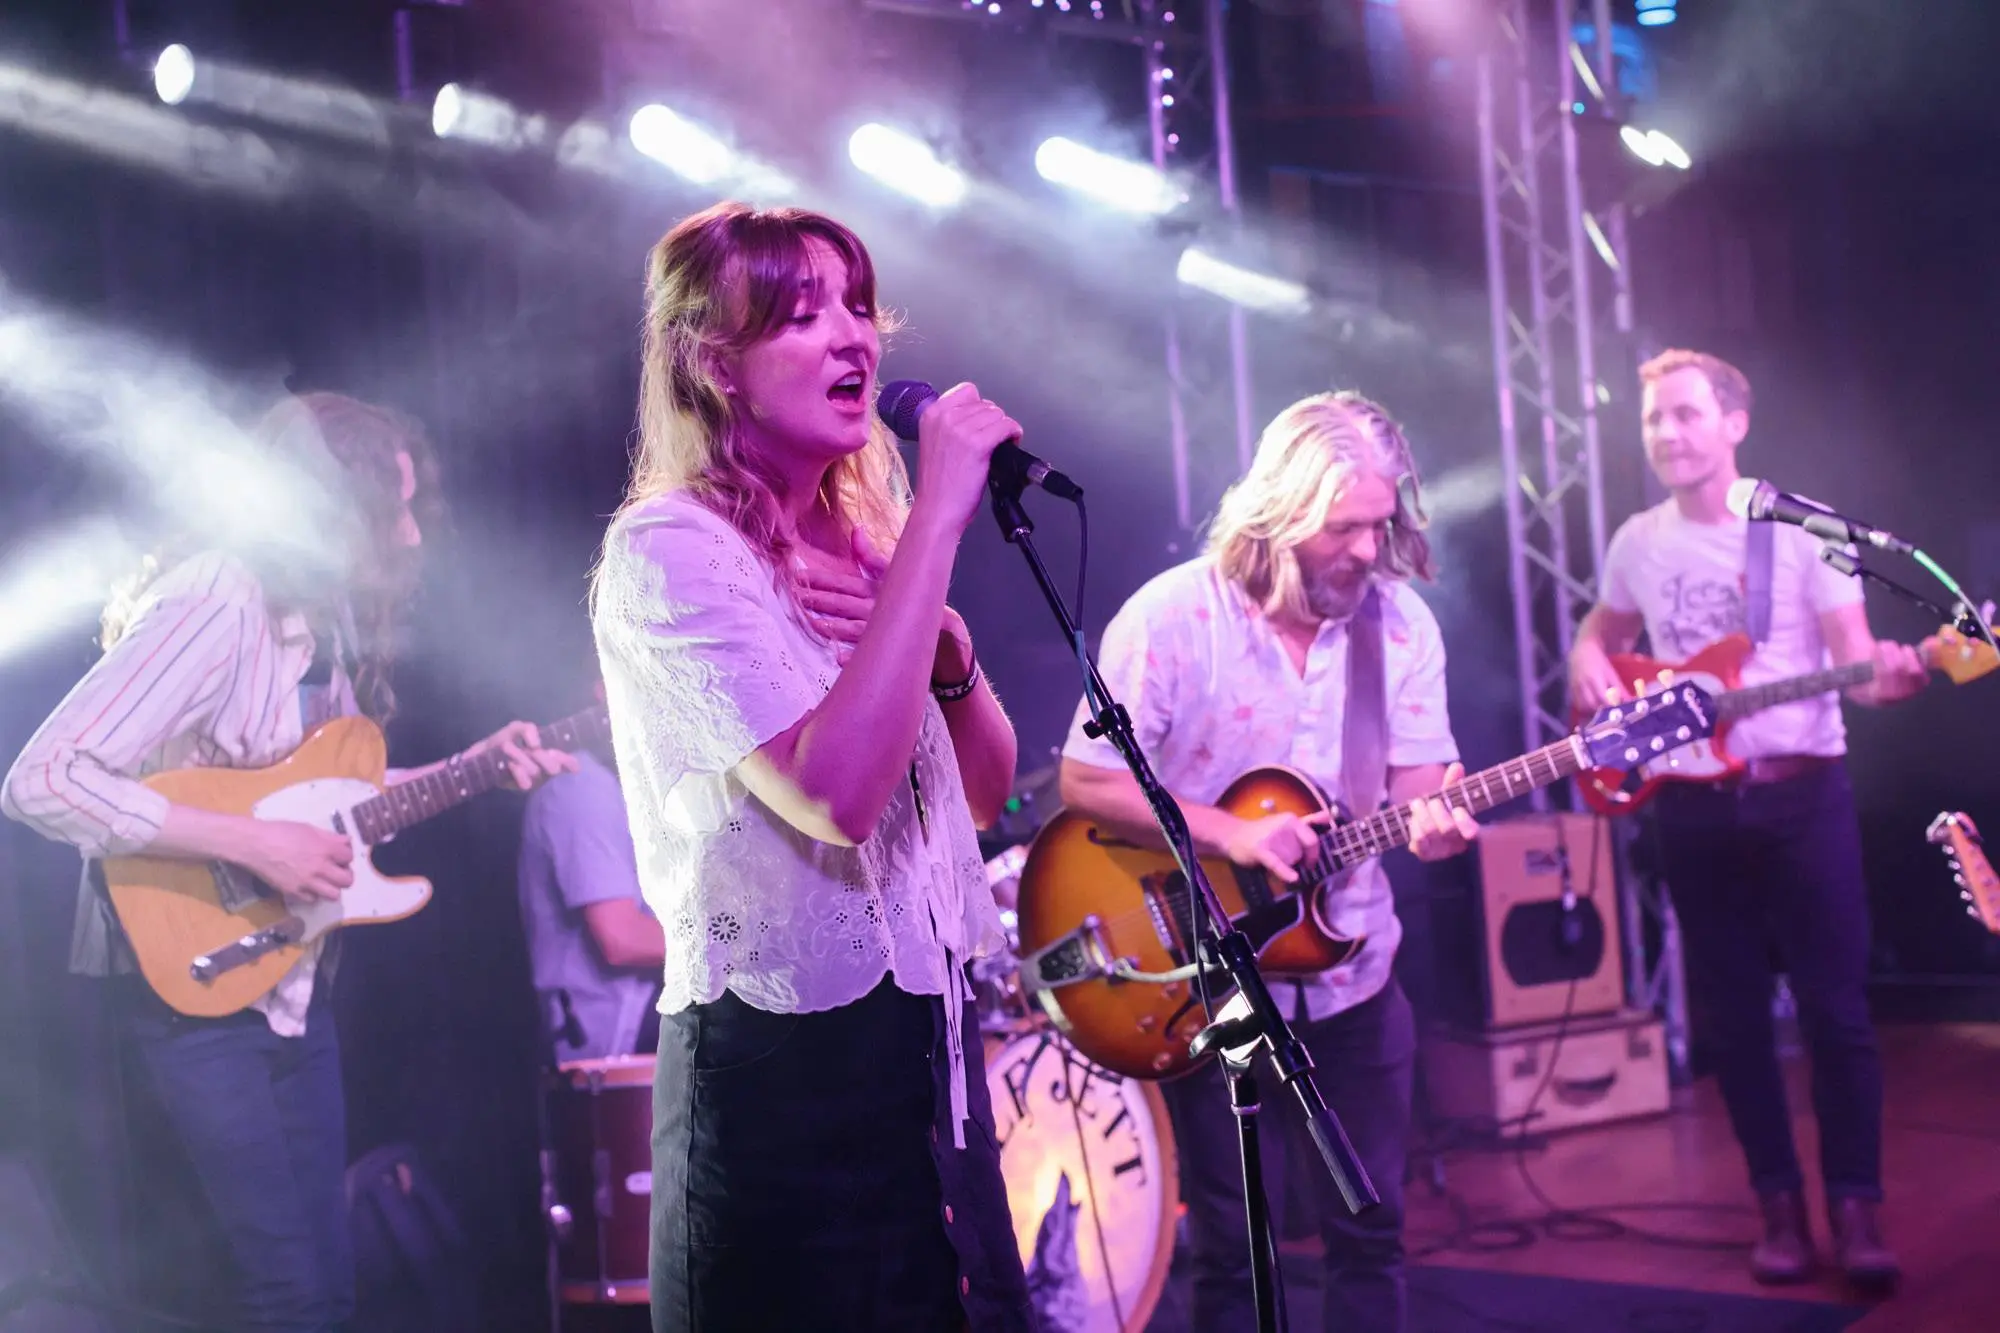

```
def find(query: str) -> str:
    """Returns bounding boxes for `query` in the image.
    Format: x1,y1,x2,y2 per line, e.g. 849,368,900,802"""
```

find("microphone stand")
987,475,1379,1333
1817,543,1997,650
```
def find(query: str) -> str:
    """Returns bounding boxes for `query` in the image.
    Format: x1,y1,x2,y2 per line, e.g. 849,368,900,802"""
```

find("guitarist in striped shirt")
2,392,574,1332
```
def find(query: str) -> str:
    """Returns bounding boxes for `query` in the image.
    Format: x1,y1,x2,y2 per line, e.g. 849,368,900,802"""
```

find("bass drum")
984,1031,1179,1333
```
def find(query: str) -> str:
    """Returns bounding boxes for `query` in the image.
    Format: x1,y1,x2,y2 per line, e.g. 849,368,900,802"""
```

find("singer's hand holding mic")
901,382,1024,538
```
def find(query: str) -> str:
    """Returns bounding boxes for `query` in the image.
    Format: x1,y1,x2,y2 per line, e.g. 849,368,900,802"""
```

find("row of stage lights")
147,41,1683,319
151,41,1286,310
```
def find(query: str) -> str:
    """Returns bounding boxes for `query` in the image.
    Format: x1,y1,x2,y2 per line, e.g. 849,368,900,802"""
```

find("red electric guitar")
1577,624,1995,816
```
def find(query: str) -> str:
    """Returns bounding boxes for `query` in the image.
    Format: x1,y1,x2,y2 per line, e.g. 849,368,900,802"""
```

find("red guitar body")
1576,634,1753,816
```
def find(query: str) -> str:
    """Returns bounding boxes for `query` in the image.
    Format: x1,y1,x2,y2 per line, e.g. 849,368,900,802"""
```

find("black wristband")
932,647,980,702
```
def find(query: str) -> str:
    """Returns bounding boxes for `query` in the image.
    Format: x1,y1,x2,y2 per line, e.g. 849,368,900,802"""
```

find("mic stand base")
990,475,1375,1333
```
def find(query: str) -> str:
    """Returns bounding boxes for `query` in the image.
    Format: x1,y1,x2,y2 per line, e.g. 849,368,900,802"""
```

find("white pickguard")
1635,669,1733,783
250,777,431,943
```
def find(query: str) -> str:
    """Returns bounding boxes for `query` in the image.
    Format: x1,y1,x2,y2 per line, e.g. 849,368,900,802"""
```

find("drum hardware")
546,1056,654,1306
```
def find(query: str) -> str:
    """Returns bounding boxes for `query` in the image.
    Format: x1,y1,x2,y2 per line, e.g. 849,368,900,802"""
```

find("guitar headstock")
1929,623,1999,687
1927,812,2000,936
1576,680,1718,772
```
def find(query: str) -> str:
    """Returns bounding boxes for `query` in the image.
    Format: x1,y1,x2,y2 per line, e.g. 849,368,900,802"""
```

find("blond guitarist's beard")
1304,562,1372,623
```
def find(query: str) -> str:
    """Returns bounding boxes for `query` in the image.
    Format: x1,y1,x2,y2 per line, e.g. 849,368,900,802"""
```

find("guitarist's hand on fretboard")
1406,762,1481,862
469,720,580,790
1846,638,1930,707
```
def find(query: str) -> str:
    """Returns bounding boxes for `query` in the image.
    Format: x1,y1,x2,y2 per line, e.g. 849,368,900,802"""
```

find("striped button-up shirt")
1,552,353,1036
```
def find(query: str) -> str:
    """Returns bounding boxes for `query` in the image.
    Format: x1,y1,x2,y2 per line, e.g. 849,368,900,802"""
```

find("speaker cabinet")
1473,812,1624,1029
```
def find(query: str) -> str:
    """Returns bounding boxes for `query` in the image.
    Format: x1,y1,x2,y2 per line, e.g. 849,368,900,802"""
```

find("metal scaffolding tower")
1477,0,1614,778
1477,0,1687,1072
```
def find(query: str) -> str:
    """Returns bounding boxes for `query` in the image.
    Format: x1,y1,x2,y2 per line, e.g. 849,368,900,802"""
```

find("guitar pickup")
189,916,307,984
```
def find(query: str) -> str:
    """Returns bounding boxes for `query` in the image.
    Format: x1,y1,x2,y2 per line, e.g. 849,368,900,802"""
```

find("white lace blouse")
591,493,1006,1140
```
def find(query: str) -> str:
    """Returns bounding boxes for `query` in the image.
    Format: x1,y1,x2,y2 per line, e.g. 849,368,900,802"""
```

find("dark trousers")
1655,758,1884,1201
649,977,1031,1333
1161,980,1415,1333
120,982,353,1332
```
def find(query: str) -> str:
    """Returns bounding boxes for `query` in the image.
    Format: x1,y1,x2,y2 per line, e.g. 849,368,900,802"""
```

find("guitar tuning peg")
1656,669,1674,684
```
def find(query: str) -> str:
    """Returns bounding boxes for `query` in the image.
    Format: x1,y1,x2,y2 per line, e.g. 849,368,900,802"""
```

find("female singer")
589,201,1032,1332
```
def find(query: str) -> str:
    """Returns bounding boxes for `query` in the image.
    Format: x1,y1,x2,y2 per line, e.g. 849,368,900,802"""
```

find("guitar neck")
1317,735,1587,871
349,705,607,846
1717,661,1874,720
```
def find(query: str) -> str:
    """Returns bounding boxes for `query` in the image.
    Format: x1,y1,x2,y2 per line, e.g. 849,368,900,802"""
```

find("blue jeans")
1160,980,1416,1333
121,983,354,1332
1655,758,1884,1201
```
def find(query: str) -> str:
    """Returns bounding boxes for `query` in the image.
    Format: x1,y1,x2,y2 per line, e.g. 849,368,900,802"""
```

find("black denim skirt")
649,976,1032,1333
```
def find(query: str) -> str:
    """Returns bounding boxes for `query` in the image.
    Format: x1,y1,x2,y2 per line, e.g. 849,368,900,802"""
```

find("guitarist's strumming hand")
1406,763,1480,862
1222,810,1332,884
242,821,354,903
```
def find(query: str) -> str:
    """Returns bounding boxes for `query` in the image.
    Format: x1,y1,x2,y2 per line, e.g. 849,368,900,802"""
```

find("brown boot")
1828,1196,1900,1290
1750,1190,1816,1285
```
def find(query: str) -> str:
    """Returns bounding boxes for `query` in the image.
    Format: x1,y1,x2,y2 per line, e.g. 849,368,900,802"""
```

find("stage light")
1619,124,1690,170
628,104,734,185
1034,137,1181,215
848,123,966,208
153,44,195,106
431,82,463,137
1176,247,1310,317
1635,8,1675,25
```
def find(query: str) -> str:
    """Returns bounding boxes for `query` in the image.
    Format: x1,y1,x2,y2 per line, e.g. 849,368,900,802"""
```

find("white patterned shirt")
590,493,1007,1140
1,552,350,1037
1062,557,1459,1023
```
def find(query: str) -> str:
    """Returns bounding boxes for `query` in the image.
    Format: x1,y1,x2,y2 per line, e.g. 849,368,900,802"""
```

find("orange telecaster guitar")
1927,812,2000,936
102,704,608,1017
1577,625,1996,816
1013,681,1717,1081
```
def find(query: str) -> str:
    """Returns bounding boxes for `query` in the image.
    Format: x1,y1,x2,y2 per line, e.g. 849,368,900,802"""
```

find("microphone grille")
876,379,936,442
1724,477,1765,520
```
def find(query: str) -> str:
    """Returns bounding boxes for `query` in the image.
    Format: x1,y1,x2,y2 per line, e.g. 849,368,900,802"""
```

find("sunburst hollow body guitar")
102,706,607,1017
1577,625,1995,816
1014,682,1717,1082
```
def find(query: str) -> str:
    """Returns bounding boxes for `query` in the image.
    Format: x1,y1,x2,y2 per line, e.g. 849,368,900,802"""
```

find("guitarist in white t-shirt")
1568,349,1928,1291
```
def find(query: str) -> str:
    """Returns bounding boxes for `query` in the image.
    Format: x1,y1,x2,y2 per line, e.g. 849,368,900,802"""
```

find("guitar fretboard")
349,706,608,846
1717,662,1874,721
1310,734,1588,873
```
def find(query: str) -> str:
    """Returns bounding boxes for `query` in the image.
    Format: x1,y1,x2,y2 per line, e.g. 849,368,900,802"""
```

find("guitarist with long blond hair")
1058,390,1479,1333
1568,348,1928,1290
2,391,574,1332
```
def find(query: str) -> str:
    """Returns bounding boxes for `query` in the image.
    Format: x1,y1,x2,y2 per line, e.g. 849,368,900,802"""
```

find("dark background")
1,0,1996,1326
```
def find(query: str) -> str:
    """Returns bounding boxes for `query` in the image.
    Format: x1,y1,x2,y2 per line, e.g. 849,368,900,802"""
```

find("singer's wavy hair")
611,201,909,593
1638,348,1754,417
1206,391,1435,623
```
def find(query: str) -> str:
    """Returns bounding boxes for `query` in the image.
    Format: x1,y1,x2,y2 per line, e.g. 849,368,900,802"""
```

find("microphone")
1725,477,1913,555
876,379,1083,502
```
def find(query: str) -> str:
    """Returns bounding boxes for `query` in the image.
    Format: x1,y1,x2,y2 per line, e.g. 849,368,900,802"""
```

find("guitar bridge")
189,916,307,984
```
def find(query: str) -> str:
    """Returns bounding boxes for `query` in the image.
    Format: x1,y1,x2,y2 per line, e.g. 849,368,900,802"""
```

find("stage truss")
1476,0,1687,1074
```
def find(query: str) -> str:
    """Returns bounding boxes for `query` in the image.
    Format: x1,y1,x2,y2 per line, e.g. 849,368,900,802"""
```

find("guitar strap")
1744,519,1775,647
1341,584,1389,817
